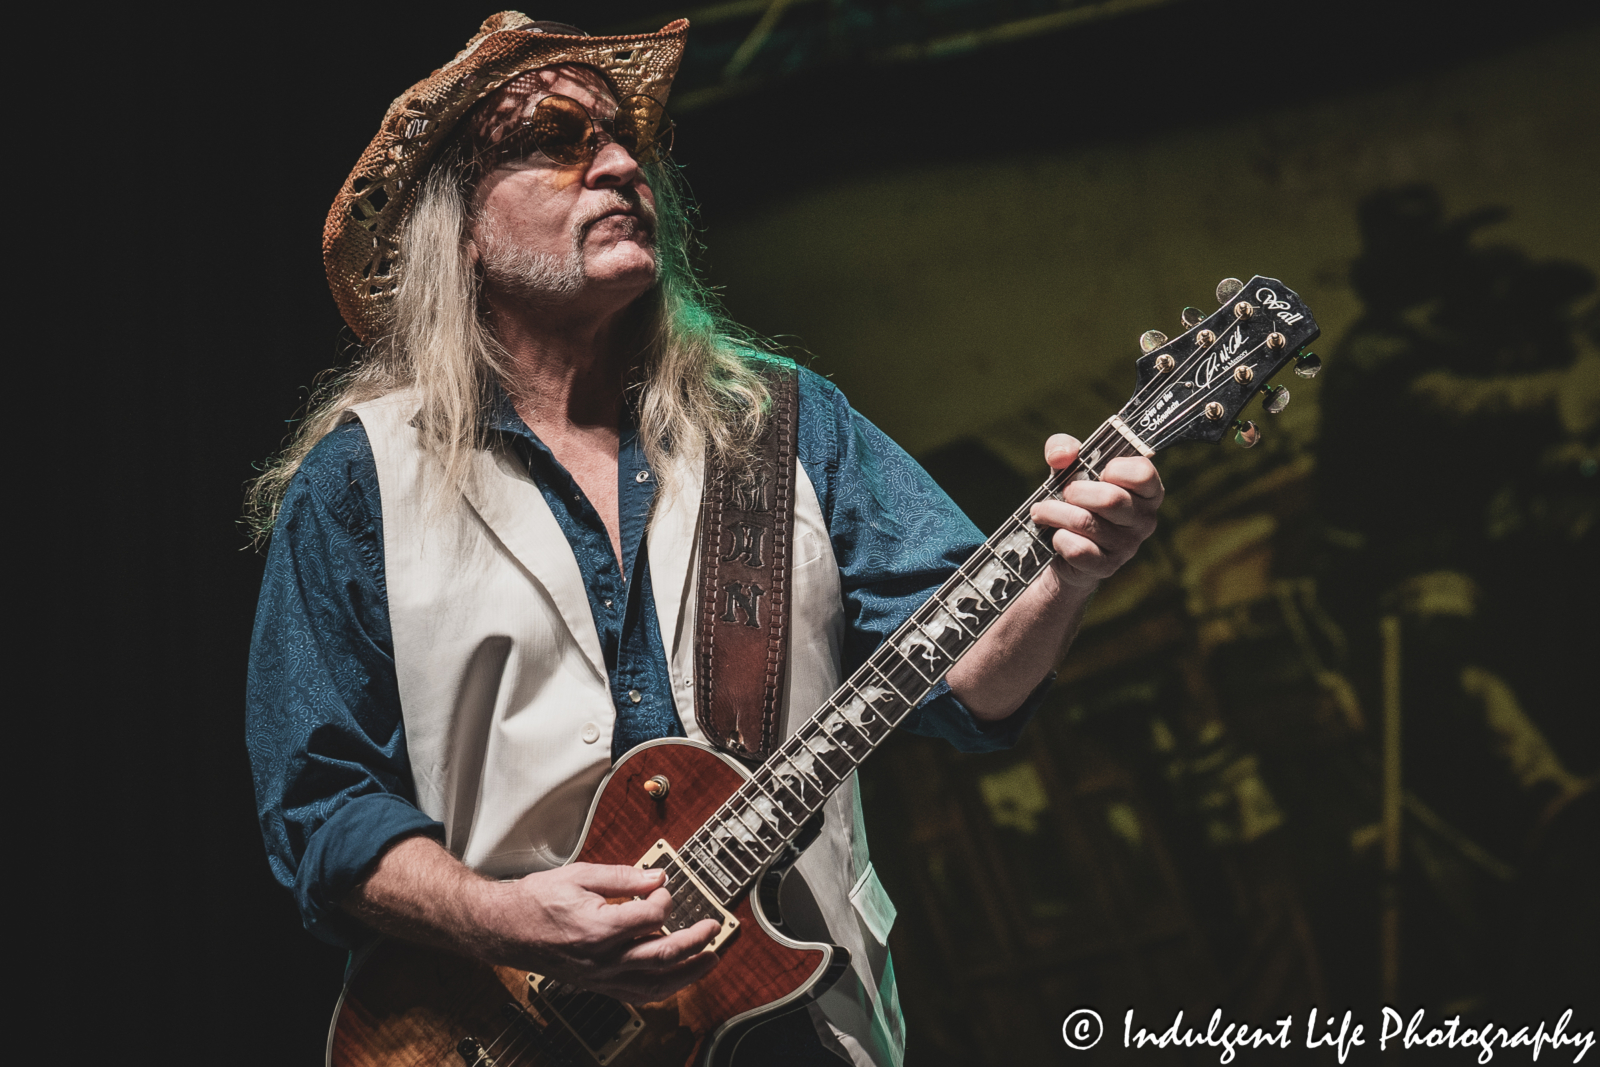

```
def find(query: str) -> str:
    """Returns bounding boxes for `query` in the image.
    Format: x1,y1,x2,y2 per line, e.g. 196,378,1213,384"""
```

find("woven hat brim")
323,14,689,343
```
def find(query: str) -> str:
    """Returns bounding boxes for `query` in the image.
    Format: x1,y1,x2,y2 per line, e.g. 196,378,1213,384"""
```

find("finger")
1048,528,1122,583
1034,481,1152,534
1056,476,1162,530
592,887,674,939
617,919,723,969
567,862,667,898
1099,456,1164,501
1033,504,1147,567
1043,433,1080,470
1040,483,1130,524
601,949,722,1006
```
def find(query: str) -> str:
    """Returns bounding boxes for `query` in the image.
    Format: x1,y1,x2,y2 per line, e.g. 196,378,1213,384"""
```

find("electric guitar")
327,276,1322,1066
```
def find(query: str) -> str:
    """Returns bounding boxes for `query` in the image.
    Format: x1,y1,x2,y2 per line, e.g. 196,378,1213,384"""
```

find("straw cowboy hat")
323,12,689,342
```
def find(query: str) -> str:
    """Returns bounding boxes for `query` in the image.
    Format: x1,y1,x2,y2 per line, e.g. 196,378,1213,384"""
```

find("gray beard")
478,204,656,306
480,241,587,304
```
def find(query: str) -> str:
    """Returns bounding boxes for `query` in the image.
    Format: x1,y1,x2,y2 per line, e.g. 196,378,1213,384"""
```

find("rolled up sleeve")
245,425,442,946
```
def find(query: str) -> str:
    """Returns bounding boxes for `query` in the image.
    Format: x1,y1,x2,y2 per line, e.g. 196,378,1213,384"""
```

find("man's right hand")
345,835,723,1005
474,861,723,1003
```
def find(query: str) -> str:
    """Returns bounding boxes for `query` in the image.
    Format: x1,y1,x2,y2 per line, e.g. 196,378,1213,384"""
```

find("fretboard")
667,417,1146,908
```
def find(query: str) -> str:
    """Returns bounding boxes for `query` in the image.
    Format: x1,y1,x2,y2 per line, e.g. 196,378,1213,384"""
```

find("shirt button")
628,689,642,703
635,470,651,483
580,723,600,744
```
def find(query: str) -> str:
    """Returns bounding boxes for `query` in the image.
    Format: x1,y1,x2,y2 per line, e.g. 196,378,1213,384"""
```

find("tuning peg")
1232,419,1261,448
1294,351,1322,378
1181,306,1204,328
1140,329,1169,353
1261,384,1291,414
1216,277,1244,304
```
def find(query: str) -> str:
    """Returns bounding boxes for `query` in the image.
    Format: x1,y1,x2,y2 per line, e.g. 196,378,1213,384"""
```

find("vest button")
580,723,600,744
628,689,642,703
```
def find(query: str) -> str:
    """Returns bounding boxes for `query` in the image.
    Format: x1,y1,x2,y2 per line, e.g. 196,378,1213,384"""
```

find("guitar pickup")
526,977,645,1065
635,838,741,953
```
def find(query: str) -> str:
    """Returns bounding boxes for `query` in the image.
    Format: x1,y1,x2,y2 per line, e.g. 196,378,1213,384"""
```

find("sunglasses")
489,93,675,170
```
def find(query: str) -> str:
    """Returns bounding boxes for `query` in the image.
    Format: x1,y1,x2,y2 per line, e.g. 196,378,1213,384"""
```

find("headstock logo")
1257,286,1305,326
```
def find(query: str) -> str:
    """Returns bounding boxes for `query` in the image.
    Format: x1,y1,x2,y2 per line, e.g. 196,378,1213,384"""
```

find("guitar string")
674,429,1127,900
537,977,645,1065
645,296,1304,905
669,307,1245,885
679,418,1124,869
489,981,596,1067
473,974,572,1067
475,1017,520,1066
675,457,1098,900
512,980,623,1067
1135,306,1307,451
477,961,636,1067
673,330,1258,887
478,1004,541,1067
640,302,1302,1025
1138,334,1277,454
511,856,714,1055
681,711,871,904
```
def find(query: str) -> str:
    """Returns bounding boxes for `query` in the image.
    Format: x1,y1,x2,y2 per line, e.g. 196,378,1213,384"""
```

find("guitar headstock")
1121,276,1321,452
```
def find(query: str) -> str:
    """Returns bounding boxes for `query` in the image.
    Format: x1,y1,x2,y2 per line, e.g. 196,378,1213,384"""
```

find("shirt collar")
484,383,641,441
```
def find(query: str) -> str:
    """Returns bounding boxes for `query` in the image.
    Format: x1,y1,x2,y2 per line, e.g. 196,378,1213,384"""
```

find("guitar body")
327,739,848,1067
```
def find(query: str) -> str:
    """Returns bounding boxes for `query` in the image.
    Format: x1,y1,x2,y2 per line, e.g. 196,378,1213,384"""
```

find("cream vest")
353,390,904,1067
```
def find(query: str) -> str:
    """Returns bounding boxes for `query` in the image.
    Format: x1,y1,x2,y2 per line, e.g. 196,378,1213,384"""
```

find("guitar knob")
1140,329,1169,353
1216,277,1244,304
1233,420,1261,448
1261,384,1291,414
1181,306,1204,328
1295,351,1323,378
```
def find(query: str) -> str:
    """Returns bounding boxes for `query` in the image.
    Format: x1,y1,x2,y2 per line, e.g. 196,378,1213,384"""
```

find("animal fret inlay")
946,583,985,624
839,685,889,729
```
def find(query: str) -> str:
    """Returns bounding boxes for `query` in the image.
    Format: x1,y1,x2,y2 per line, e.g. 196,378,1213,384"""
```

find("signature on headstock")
1123,275,1322,452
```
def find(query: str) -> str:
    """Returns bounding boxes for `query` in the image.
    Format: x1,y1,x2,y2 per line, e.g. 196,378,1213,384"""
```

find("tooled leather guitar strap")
694,366,800,763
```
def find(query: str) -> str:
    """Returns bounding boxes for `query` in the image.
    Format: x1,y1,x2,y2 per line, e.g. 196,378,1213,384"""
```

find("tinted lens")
615,95,673,163
528,94,594,166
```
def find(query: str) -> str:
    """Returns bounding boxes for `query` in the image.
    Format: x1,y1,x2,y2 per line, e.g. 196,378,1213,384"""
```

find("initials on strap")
694,365,799,762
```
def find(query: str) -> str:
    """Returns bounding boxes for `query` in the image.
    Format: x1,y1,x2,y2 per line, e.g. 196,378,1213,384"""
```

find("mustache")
580,191,657,240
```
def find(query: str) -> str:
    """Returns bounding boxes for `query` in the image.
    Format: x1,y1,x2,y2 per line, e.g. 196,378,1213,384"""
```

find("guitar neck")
667,274,1322,910
674,417,1148,906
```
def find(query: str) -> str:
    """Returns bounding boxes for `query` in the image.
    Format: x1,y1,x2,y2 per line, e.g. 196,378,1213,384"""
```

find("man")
247,13,1162,1066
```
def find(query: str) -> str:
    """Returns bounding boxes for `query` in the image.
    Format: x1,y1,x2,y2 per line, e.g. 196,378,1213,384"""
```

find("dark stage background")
61,0,1596,1062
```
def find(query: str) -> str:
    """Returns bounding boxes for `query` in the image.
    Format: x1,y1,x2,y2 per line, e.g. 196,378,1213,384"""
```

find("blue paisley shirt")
247,367,1046,945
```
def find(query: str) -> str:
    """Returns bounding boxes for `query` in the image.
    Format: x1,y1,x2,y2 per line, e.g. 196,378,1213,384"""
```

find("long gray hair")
245,148,773,540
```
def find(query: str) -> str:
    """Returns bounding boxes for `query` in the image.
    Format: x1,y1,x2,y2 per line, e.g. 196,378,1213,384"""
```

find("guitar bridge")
635,838,740,953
